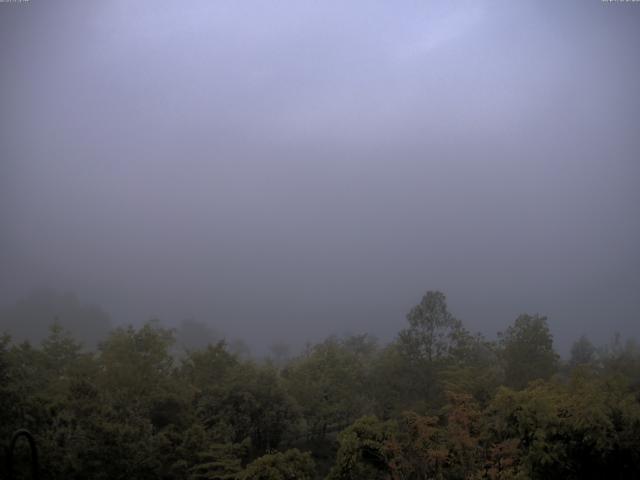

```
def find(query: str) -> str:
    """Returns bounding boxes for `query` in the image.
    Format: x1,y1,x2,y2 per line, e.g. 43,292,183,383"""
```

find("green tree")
97,321,178,412
327,416,396,480
240,449,315,480
196,366,299,455
486,372,640,480
599,335,640,389
0,334,23,444
498,314,558,389
182,342,299,456
438,333,502,406
397,291,462,363
569,335,596,368
283,337,368,439
389,291,470,410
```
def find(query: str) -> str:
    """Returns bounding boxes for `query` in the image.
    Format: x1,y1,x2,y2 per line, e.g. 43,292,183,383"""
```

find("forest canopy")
1,290,639,479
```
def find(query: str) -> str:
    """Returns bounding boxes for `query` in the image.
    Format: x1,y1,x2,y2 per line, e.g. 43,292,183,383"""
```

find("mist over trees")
1,290,639,479
0,290,111,348
2,1,638,478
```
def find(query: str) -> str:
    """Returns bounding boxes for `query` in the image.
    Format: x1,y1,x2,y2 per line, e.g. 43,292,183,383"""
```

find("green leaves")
498,314,559,389
283,337,368,439
485,373,640,479
240,449,315,480
398,291,462,363
327,416,396,480
1,291,639,480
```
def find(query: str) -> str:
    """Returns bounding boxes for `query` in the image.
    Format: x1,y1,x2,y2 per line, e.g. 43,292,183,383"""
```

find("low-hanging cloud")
1,0,638,353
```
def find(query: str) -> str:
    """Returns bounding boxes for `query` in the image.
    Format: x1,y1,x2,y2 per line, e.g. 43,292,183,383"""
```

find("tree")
0,334,22,443
391,291,469,409
398,291,463,363
97,321,180,417
327,416,396,480
41,323,84,369
393,411,448,479
283,337,368,439
195,366,300,456
569,335,596,368
486,372,640,479
240,449,315,480
39,323,95,402
181,341,299,456
498,314,558,389
599,335,640,389
441,392,482,478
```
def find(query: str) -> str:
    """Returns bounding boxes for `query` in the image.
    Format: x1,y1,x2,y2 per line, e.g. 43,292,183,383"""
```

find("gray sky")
1,0,639,353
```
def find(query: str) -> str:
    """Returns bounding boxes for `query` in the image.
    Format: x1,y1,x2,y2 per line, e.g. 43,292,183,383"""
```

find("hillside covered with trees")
1,291,639,479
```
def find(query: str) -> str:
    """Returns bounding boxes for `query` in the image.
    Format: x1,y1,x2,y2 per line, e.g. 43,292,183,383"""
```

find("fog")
1,0,639,354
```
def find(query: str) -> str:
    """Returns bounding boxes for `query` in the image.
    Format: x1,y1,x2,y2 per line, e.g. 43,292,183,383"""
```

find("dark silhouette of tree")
498,314,558,389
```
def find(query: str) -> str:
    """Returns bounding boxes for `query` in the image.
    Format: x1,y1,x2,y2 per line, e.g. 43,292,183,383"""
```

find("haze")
1,0,639,354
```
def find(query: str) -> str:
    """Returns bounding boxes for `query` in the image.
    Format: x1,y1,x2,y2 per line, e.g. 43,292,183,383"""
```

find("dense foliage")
1,291,639,479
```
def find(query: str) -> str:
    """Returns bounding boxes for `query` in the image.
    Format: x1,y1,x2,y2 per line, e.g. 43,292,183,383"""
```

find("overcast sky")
1,0,639,353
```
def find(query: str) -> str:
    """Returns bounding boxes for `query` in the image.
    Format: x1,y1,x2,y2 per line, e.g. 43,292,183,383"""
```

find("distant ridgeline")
0,289,111,348
0,290,225,353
